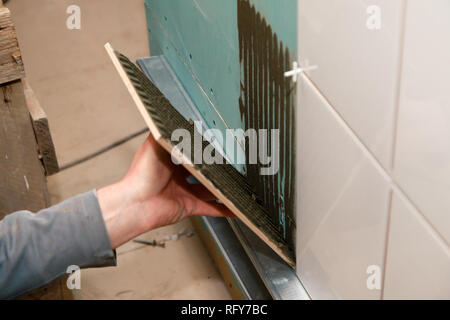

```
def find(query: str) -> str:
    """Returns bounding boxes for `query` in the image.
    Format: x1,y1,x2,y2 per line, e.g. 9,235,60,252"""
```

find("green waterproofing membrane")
144,0,297,251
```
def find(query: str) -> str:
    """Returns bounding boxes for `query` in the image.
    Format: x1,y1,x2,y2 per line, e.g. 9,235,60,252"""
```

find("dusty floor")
8,0,231,300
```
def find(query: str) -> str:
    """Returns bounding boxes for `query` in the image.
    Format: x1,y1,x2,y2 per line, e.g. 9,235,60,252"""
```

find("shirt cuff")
69,189,117,268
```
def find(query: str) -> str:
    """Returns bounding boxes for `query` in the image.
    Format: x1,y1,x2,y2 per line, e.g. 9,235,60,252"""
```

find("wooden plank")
23,79,59,176
0,79,69,300
0,80,48,216
19,277,72,300
0,7,66,299
105,43,295,267
0,7,25,85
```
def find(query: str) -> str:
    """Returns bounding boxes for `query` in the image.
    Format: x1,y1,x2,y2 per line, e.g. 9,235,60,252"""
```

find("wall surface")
296,0,450,299
145,0,298,249
144,0,449,299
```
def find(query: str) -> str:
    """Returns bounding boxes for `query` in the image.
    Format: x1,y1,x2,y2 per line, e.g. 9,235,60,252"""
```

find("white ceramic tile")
298,0,404,168
296,75,391,299
383,192,450,299
393,0,450,244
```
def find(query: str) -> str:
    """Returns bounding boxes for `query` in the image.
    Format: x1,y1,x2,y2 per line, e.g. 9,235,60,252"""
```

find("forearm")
97,178,163,249
0,190,116,299
97,180,147,249
0,134,227,300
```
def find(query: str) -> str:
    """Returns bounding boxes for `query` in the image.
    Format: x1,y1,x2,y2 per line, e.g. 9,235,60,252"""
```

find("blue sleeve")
0,190,117,299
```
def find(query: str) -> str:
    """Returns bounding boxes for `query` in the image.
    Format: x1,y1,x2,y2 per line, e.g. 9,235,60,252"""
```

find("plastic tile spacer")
284,61,318,82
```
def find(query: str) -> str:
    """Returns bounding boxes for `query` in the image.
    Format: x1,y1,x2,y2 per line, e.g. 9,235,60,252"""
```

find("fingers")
146,133,219,201
191,199,236,218
144,133,235,219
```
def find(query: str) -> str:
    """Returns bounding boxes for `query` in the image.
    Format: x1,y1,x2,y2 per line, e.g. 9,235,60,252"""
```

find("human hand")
97,134,233,249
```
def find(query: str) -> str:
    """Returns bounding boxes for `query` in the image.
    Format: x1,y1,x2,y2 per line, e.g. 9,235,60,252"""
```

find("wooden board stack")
0,6,25,84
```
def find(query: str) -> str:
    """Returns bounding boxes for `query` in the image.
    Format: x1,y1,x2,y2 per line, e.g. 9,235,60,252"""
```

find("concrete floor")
8,0,231,300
